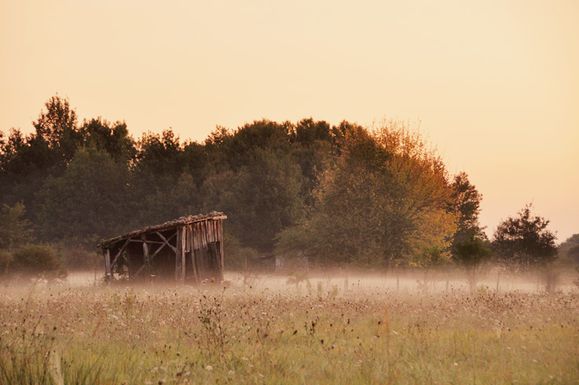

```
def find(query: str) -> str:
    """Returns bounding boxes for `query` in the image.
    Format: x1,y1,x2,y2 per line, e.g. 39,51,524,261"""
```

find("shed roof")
99,211,227,248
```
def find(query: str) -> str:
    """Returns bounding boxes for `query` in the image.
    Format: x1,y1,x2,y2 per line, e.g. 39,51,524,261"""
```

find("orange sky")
1,0,578,242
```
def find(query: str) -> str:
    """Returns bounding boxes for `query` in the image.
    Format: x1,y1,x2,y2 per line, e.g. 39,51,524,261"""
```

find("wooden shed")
99,212,227,283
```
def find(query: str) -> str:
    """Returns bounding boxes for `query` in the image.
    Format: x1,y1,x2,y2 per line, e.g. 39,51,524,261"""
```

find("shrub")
0,250,13,274
57,243,101,270
11,245,66,278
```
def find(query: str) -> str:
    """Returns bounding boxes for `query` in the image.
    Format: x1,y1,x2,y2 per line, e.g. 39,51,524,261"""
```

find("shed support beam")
104,249,112,280
156,231,177,252
174,227,183,281
181,227,186,281
188,226,199,283
110,238,130,272
142,234,150,279
218,221,224,281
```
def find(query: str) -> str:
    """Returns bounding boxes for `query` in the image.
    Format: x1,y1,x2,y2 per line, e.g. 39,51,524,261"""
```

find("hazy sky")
1,0,578,241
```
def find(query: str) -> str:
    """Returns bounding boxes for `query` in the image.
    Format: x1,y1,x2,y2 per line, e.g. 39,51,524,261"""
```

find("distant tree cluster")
558,234,579,265
0,96,565,274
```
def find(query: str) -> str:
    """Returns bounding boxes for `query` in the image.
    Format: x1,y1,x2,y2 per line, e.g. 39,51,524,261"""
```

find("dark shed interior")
99,212,226,283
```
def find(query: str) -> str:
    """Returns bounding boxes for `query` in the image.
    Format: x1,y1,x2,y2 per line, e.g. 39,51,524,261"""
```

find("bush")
223,233,259,271
11,245,66,278
57,243,101,270
0,250,13,274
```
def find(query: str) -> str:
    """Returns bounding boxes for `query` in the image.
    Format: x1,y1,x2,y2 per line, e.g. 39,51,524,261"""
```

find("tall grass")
0,281,577,384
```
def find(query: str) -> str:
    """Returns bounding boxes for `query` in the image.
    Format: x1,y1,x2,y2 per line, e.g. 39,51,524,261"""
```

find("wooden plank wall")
188,219,222,251
104,218,224,283
183,219,224,282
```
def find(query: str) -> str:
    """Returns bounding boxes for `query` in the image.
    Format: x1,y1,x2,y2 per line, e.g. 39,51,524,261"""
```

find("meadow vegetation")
0,278,577,385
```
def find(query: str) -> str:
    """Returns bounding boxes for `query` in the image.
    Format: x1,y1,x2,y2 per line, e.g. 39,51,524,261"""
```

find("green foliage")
36,147,132,243
453,236,491,267
134,130,182,177
0,97,136,227
569,245,579,264
0,202,33,250
56,243,101,270
220,232,259,271
278,123,457,267
492,204,557,269
450,172,482,232
203,149,305,252
80,118,136,162
558,234,579,265
447,172,492,274
4,96,562,273
11,244,65,277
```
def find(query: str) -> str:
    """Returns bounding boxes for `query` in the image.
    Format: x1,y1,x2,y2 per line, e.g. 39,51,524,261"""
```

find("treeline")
0,96,569,275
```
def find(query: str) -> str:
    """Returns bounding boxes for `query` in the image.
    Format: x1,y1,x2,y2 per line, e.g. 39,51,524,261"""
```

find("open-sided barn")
99,212,226,283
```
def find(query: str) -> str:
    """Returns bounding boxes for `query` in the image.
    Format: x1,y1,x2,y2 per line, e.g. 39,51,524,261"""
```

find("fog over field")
0,272,577,384
46,269,576,295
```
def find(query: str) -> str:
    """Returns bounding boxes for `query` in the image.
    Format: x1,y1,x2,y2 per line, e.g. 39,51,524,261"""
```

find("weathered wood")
185,225,190,252
99,212,226,248
180,226,186,281
218,221,224,279
174,228,181,281
128,239,165,245
101,213,225,283
192,223,200,250
156,231,177,253
202,221,208,248
110,238,131,271
188,225,199,283
149,241,169,261
133,264,146,278
104,249,112,279
175,228,183,281
142,234,150,278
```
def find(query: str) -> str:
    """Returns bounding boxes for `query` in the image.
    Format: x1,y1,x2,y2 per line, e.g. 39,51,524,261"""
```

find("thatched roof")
99,211,227,248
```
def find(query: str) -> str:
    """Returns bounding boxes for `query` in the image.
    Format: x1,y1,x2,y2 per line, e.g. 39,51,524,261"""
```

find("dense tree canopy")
558,234,579,265
276,124,458,267
492,205,557,269
2,96,564,271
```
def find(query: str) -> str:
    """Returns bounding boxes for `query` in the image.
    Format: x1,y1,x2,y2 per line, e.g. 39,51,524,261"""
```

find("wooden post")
180,227,186,282
142,234,149,278
175,227,183,282
218,220,224,281
175,228,181,281
104,249,112,280
188,225,199,284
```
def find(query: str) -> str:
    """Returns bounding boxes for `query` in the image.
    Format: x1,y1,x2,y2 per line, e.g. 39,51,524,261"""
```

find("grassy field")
0,276,577,385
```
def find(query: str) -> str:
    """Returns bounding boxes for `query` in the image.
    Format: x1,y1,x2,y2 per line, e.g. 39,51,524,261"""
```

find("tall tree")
492,204,557,269
33,96,82,169
450,172,483,237
80,118,135,162
449,172,491,286
134,129,182,177
0,97,83,213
